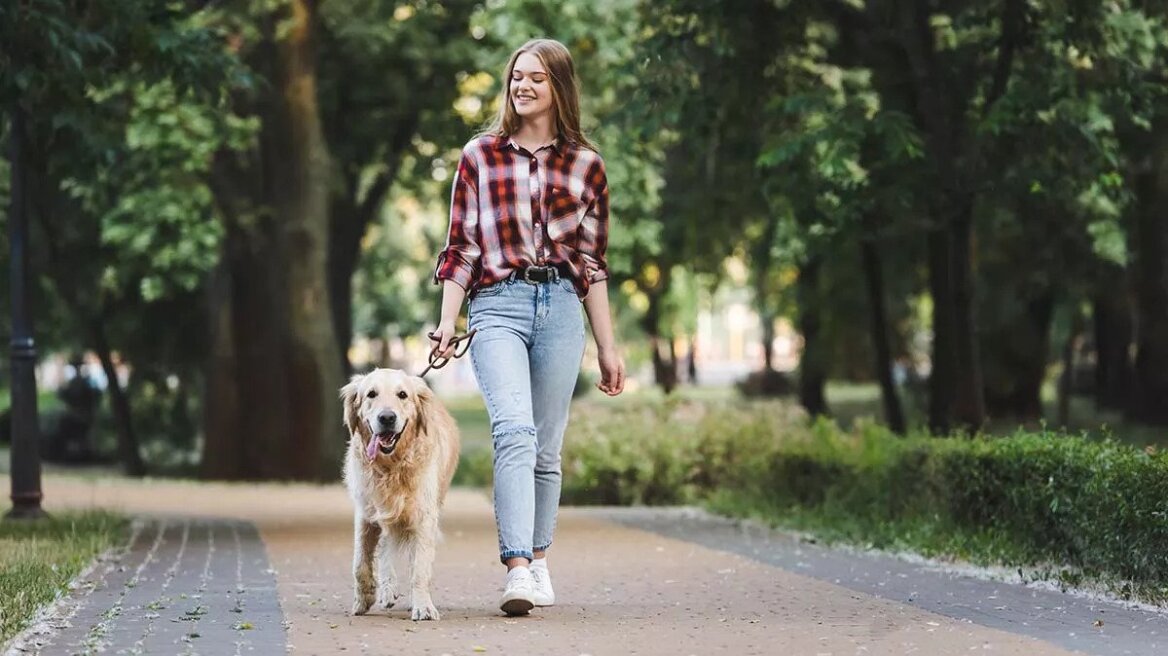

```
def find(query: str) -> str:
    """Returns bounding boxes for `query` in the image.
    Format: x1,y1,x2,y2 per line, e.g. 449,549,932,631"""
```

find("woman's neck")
513,114,556,150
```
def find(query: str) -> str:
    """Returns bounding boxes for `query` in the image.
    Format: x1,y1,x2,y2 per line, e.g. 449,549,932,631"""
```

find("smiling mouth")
365,419,408,460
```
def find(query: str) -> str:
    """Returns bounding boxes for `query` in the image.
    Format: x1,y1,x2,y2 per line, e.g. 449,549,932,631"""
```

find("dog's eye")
396,390,408,400
366,390,378,399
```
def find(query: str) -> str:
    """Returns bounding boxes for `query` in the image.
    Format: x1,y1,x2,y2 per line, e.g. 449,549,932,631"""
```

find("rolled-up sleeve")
578,158,609,284
434,151,481,290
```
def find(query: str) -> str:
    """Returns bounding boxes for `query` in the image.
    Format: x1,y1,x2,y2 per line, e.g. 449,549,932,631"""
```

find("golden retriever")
340,368,460,620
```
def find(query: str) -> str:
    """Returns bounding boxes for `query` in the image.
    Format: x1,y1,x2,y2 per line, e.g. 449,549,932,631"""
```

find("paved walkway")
4,475,1166,655
15,519,284,655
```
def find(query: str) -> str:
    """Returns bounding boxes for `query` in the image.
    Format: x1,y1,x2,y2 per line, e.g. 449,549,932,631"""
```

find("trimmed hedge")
558,399,1168,593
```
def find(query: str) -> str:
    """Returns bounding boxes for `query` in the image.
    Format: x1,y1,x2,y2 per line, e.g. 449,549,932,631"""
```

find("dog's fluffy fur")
340,368,459,620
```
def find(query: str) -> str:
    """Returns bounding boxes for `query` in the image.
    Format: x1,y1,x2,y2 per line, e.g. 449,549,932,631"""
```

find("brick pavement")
8,518,283,656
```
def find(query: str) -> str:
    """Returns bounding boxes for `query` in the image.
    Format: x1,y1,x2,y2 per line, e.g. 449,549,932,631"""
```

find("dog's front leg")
375,529,400,609
406,519,440,621
352,515,380,615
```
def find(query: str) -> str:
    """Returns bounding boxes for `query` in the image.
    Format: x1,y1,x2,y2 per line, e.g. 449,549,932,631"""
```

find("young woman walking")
431,38,625,615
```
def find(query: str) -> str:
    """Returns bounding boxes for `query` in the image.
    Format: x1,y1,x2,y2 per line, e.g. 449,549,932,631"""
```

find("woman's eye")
531,76,546,84
366,390,378,399
397,390,408,400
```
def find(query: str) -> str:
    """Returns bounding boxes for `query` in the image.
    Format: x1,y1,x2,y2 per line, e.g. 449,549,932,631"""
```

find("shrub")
561,398,1168,595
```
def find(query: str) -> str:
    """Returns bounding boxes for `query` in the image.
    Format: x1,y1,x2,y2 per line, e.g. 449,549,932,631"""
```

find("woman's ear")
339,375,364,434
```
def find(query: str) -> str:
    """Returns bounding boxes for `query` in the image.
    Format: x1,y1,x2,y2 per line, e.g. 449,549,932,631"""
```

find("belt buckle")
523,266,554,284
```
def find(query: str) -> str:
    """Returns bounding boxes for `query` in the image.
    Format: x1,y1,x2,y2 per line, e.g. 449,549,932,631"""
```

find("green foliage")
561,398,1168,599
0,510,128,644
64,81,255,302
1,4,248,310
451,445,493,488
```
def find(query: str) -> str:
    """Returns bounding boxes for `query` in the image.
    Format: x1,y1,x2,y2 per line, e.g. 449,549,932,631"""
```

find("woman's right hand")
428,321,458,359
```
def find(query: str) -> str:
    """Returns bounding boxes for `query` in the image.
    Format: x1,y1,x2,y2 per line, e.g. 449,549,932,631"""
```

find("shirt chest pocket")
546,186,582,242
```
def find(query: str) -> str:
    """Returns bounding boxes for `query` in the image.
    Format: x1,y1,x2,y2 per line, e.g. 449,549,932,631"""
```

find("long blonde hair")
484,38,596,151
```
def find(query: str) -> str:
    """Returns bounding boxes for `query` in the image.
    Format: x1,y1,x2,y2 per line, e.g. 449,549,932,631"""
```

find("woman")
431,38,625,615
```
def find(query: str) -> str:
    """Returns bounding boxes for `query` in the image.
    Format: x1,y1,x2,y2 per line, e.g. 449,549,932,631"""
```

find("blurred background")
2,0,1167,481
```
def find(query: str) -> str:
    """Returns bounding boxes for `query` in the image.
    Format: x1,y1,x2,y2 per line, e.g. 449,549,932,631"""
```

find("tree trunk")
328,169,396,374
926,227,956,434
983,293,1055,421
1129,120,1168,426
1056,305,1084,427
860,237,906,434
92,319,147,477
752,216,780,373
203,0,344,480
201,236,253,479
797,256,829,416
328,193,363,374
642,290,677,394
1092,283,1132,411
949,205,987,429
892,0,991,434
761,313,776,372
687,336,698,384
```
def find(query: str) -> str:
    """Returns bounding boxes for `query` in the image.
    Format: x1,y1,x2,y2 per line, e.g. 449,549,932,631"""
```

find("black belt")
510,265,562,284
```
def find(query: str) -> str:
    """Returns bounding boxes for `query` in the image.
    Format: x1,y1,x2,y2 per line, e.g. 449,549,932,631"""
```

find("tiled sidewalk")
11,519,284,656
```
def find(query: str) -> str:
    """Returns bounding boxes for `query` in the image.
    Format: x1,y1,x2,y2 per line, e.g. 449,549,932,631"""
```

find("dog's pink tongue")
366,436,380,461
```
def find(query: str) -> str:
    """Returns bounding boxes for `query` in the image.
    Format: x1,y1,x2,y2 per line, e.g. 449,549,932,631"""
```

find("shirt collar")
496,134,563,155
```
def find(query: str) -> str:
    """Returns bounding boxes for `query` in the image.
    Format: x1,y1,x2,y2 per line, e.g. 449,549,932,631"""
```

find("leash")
420,328,477,377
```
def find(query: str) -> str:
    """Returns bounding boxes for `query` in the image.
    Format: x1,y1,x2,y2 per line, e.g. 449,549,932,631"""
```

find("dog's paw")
352,593,375,616
410,602,440,621
377,587,400,610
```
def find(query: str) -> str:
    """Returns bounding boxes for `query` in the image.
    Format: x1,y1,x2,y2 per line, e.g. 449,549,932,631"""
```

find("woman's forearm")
439,280,468,326
582,279,616,352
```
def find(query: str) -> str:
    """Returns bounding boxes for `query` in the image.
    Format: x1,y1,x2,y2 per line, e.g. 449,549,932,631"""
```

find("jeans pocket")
557,278,578,296
473,281,507,299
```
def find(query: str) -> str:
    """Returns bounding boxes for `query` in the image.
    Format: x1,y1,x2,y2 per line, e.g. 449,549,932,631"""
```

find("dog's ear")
411,377,434,437
339,375,364,434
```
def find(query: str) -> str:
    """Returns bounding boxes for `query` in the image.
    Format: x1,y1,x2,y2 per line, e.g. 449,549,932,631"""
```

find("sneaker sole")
500,597,534,615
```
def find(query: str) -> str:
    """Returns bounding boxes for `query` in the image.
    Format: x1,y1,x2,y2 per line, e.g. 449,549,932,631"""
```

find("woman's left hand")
596,347,625,396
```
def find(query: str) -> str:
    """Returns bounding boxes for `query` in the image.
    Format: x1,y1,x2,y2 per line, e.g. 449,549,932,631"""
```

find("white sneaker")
530,561,555,607
499,566,535,615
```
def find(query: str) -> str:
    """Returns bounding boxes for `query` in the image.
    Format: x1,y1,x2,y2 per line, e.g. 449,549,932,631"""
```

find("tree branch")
983,0,1026,118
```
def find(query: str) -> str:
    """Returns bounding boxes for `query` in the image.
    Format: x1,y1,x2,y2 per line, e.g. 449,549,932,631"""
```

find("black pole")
7,101,46,520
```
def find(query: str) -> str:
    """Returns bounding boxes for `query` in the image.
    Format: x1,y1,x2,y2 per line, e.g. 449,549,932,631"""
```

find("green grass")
706,491,1037,568
0,509,129,645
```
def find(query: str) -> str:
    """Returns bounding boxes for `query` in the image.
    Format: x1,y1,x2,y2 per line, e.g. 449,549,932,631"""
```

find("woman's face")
510,52,554,122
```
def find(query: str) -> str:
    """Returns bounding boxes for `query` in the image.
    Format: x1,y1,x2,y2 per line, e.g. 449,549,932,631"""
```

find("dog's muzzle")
366,418,407,460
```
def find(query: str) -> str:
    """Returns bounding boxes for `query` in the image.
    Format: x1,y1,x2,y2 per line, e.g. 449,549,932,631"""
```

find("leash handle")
420,328,477,377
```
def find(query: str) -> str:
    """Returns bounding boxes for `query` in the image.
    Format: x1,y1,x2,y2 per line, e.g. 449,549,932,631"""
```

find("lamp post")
6,101,46,520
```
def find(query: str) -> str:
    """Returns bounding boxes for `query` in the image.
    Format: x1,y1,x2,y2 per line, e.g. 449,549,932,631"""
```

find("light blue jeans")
468,276,585,563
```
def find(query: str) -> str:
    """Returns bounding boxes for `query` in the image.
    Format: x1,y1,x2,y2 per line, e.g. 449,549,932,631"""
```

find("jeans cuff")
500,548,534,563
533,542,552,552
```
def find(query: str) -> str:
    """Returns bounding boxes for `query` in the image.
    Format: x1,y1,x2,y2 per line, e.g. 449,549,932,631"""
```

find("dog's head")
339,368,433,461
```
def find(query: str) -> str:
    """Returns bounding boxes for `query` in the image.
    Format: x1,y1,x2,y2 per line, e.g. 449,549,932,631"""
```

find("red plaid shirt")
434,134,610,298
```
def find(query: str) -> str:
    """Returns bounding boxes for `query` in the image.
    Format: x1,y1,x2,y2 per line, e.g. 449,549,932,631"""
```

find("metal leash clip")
420,328,477,377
